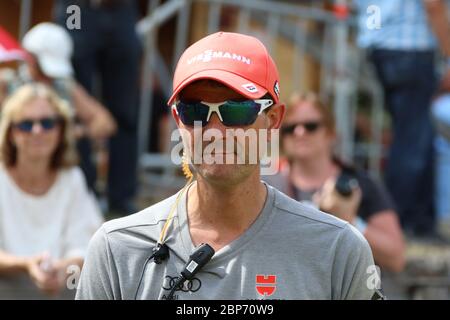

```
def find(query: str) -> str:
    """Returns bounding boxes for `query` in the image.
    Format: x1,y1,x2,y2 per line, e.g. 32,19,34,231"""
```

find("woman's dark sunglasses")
13,117,61,133
281,121,322,135
173,99,274,127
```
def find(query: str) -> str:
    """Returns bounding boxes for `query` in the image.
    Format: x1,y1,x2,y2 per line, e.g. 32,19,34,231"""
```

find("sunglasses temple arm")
257,100,274,115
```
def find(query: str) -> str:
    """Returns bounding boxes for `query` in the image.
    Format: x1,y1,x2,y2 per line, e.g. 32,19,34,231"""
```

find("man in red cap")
76,32,381,300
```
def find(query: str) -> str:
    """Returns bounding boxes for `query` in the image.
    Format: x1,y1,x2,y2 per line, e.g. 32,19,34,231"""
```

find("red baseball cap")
167,32,280,105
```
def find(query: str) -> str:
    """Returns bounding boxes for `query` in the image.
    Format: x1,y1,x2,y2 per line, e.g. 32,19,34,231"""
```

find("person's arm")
424,0,450,57
363,210,406,273
54,256,84,285
70,81,117,139
314,177,362,223
60,168,103,282
0,68,16,107
0,250,63,295
0,250,29,275
424,0,450,91
314,176,405,273
0,79,8,106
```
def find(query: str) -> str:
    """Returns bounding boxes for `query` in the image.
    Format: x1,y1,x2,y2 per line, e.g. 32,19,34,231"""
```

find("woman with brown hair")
265,92,405,273
0,83,102,299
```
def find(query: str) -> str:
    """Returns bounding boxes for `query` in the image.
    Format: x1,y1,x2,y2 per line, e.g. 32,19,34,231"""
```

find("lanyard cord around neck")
157,151,194,246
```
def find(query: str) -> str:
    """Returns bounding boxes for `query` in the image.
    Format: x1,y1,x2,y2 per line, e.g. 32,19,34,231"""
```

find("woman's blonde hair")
0,82,78,169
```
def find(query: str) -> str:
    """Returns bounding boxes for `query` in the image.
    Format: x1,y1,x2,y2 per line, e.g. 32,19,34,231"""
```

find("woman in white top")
0,83,103,299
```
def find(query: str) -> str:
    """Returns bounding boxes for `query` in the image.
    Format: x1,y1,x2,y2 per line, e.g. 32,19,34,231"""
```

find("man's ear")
266,103,285,130
171,105,181,127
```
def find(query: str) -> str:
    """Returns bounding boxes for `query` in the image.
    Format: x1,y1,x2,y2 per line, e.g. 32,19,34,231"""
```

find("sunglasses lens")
219,100,260,126
40,118,58,130
304,122,320,132
16,120,34,132
176,102,209,126
281,122,321,135
177,100,263,126
15,118,59,132
281,124,296,135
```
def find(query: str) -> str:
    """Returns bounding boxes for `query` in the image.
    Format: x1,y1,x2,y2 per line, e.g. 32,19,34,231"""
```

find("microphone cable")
134,151,194,299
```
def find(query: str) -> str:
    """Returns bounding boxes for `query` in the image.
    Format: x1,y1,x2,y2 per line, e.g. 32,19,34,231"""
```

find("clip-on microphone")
134,243,170,299
152,243,170,264
167,243,215,300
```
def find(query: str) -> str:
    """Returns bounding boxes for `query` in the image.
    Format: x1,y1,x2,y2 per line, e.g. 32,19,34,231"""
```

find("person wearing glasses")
0,23,117,204
264,92,405,273
76,32,380,300
0,83,103,299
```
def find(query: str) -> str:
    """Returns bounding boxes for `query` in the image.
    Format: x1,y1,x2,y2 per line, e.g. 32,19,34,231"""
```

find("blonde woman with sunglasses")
0,83,102,299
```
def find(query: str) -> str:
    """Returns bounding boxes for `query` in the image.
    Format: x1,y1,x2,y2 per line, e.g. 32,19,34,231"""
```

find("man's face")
174,80,284,188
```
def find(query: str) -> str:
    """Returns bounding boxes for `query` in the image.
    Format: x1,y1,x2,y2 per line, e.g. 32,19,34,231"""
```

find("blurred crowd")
0,0,450,299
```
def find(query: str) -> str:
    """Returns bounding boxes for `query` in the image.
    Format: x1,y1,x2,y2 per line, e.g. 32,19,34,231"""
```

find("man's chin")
197,163,238,177
195,163,256,186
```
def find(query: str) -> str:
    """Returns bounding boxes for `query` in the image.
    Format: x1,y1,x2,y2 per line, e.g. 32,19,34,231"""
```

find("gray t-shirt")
76,183,378,300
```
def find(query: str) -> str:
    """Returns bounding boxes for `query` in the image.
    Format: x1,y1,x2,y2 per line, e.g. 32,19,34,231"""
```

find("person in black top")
264,92,405,272
54,0,142,215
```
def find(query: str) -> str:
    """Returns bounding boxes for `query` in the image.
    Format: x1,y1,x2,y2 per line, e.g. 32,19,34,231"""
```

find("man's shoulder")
270,186,374,262
101,193,179,236
270,185,348,231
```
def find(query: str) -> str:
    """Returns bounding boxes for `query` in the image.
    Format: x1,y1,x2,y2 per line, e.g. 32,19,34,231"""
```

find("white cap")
22,22,74,79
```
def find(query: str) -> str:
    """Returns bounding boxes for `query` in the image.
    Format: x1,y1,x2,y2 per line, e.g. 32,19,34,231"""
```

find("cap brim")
38,55,73,79
167,69,268,105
